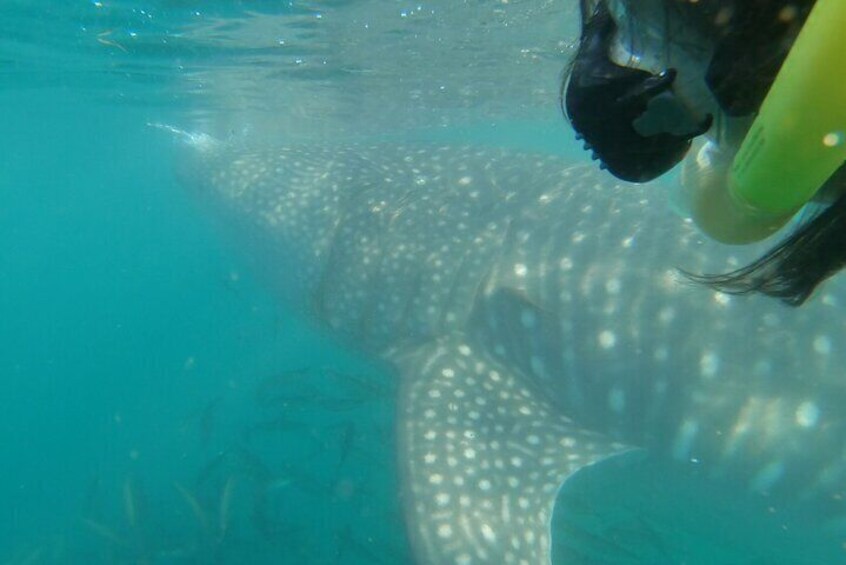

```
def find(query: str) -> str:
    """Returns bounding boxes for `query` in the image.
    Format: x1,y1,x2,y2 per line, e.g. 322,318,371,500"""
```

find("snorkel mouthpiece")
683,0,846,244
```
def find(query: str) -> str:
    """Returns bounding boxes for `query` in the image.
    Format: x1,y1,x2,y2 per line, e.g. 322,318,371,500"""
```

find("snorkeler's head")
563,0,813,182
563,0,714,182
562,1,846,307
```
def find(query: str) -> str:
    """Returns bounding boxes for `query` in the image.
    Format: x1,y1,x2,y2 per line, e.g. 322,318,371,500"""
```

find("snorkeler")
563,0,846,306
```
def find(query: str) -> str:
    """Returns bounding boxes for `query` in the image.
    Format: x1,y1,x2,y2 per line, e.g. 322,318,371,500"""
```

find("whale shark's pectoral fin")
393,337,636,564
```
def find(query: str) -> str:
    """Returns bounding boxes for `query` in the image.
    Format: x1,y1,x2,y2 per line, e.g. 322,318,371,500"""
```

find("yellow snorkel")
682,0,846,244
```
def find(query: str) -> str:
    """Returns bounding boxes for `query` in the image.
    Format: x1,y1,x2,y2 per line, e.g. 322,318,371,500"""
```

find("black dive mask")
563,2,712,183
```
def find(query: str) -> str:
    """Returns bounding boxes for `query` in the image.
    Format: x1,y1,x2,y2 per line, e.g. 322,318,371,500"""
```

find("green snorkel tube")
683,0,846,244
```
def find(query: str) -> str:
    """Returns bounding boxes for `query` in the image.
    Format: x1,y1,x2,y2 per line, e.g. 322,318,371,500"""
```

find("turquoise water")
2,2,846,564
1,84,409,561
0,5,396,555
0,88,355,561
0,2,511,561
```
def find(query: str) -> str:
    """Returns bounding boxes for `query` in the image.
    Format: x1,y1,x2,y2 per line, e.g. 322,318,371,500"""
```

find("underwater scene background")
2,1,846,564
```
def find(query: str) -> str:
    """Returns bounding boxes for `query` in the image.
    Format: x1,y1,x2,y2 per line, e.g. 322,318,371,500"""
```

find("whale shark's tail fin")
393,336,634,564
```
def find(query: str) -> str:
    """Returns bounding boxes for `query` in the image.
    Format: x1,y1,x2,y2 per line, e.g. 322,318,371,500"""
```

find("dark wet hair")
703,0,815,115
685,179,846,307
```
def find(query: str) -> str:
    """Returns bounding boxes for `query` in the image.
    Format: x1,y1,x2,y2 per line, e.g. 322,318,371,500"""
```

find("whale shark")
172,133,846,563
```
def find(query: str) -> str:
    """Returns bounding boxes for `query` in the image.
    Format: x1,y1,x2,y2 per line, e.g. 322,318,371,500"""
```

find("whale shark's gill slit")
469,288,573,417
313,182,395,337
437,227,507,334
395,336,633,564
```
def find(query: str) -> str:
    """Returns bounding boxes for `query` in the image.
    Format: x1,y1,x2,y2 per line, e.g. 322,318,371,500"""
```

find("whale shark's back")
178,138,846,564
180,142,685,345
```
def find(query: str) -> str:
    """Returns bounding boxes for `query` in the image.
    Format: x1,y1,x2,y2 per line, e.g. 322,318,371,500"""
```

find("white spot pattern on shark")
174,137,846,563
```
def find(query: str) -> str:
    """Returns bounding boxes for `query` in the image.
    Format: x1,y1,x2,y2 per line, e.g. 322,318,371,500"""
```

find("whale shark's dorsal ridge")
175,137,846,563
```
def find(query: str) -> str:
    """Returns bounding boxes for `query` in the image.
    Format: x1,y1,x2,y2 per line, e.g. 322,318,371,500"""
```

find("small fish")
122,478,138,529
173,481,210,534
218,476,236,541
81,518,125,548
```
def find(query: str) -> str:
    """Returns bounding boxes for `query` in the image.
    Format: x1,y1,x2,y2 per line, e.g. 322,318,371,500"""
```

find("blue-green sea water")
1,87,351,562
1,3,577,562
2,2,846,564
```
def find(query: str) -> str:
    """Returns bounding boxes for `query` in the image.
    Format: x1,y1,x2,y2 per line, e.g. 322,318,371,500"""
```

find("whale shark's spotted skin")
177,139,846,563
396,337,632,564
